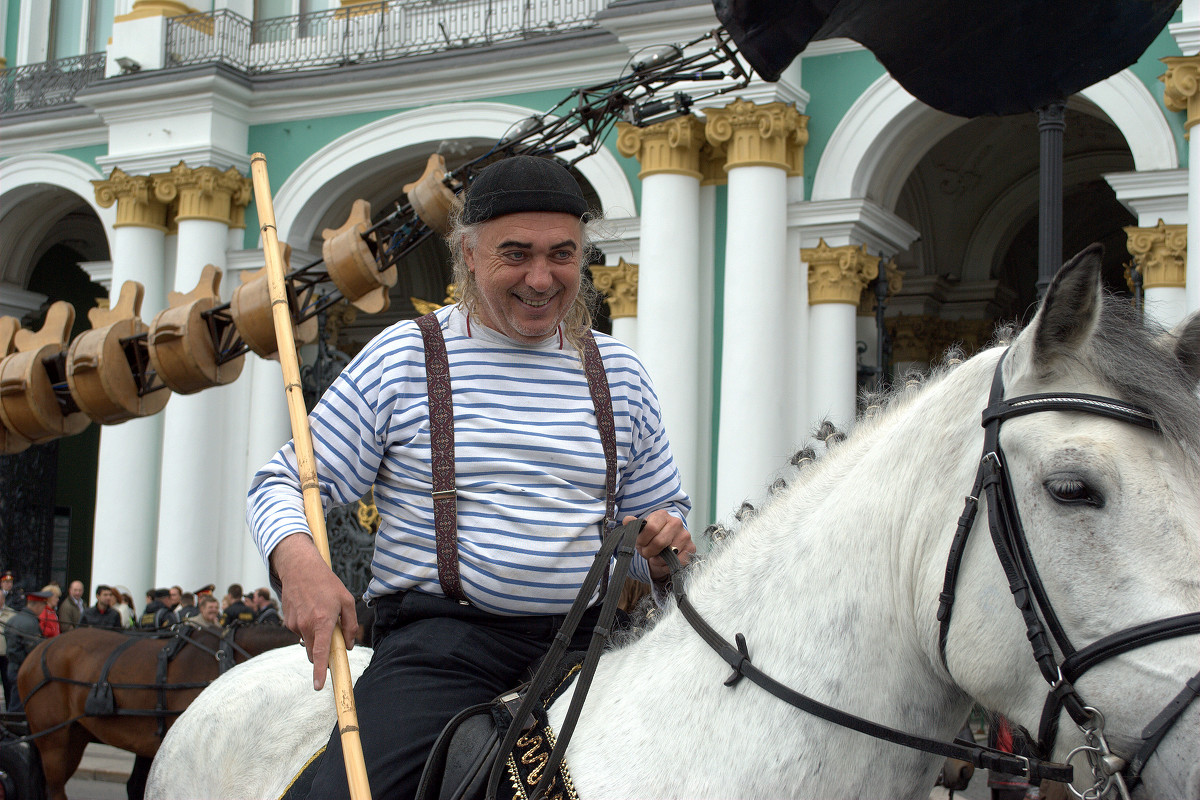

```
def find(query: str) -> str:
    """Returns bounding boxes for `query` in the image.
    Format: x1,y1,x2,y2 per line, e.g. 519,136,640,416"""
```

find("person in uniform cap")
1,571,24,612
5,591,51,711
249,154,693,800
194,583,215,598
219,584,255,627
139,588,177,629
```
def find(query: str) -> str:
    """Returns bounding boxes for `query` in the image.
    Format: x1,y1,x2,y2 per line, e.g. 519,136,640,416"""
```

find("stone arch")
0,154,114,290
272,101,638,246
811,68,1178,209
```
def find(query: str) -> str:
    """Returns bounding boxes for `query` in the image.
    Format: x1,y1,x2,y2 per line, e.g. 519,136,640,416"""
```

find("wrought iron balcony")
166,0,608,76
0,53,106,114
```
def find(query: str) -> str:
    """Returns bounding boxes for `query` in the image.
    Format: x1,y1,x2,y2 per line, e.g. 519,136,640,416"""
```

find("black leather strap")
485,519,644,800
659,548,1074,784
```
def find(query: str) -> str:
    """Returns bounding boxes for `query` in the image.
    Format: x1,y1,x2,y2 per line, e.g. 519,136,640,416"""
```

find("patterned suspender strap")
579,329,619,599
417,312,467,602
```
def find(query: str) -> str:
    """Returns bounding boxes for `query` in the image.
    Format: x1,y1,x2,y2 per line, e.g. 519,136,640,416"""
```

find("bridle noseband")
937,348,1200,797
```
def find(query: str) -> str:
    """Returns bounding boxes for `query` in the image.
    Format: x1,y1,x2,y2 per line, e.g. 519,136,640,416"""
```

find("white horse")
147,249,1200,800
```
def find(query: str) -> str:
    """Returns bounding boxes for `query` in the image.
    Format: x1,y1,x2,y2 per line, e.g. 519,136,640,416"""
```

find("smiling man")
248,155,693,800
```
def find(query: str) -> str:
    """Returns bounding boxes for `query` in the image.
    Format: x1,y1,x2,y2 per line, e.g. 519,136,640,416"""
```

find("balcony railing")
0,53,106,114
166,0,608,76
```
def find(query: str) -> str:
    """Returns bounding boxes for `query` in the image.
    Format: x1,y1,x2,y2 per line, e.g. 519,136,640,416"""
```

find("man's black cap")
154,587,171,599
462,155,588,225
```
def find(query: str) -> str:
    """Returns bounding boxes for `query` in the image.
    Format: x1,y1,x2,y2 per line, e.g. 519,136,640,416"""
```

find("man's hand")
628,509,694,582
269,533,359,690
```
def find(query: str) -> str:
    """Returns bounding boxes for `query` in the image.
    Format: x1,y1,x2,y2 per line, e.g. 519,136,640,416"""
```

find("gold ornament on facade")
698,139,728,186
889,315,994,365
411,285,457,316
1160,55,1200,131
324,300,359,351
1124,219,1187,290
92,167,169,231
802,240,880,305
114,0,196,23
786,115,810,177
704,99,806,172
589,259,639,319
357,486,380,533
615,117,706,180
152,162,250,224
858,258,904,315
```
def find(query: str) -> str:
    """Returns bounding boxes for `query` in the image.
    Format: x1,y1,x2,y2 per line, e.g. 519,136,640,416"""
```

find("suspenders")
416,312,618,603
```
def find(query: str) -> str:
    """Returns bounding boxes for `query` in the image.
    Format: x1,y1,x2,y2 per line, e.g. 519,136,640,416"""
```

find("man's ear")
462,235,476,273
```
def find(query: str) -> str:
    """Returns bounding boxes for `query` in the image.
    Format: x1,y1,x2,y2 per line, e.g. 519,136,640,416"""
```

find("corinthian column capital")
92,167,169,231
802,240,880,305
152,162,249,225
703,100,807,172
616,116,706,180
1125,219,1188,289
1161,55,1200,130
589,259,639,319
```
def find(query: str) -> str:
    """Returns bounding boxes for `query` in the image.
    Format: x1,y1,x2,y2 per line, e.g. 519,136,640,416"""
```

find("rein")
658,548,1072,784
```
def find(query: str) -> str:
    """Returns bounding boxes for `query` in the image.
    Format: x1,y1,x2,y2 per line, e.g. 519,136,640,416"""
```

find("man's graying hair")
446,206,602,354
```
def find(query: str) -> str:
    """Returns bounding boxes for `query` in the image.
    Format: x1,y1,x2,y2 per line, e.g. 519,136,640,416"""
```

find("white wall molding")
272,102,636,245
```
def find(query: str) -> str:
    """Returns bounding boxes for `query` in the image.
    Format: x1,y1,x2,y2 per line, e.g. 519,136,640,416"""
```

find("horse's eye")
1044,476,1104,508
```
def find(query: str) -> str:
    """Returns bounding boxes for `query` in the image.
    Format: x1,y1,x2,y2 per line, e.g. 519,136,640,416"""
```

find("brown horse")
16,623,298,800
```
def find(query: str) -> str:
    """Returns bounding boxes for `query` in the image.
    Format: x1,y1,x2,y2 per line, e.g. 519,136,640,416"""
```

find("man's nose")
524,257,554,292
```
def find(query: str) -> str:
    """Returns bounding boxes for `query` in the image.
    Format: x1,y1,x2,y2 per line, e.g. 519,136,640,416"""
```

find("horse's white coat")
147,257,1200,800
145,644,372,799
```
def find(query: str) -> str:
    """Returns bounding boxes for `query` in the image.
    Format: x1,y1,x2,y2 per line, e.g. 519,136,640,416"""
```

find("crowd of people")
0,574,282,713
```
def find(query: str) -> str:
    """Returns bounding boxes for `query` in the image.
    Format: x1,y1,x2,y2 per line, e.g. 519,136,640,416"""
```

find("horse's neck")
555,360,994,798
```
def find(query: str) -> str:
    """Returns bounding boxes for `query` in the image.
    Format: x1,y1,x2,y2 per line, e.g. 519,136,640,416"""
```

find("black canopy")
713,0,1180,117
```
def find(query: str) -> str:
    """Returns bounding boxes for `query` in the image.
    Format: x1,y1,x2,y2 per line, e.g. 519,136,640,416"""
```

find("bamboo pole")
250,153,372,800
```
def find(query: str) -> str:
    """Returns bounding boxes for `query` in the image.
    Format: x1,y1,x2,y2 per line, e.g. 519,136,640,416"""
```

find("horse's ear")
1167,312,1200,384
1029,243,1104,371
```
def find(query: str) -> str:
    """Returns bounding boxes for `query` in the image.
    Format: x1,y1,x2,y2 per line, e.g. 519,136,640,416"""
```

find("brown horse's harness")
12,625,253,741
659,350,1198,800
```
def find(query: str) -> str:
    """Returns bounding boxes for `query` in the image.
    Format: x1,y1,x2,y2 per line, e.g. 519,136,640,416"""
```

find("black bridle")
666,348,1199,798
936,349,1200,797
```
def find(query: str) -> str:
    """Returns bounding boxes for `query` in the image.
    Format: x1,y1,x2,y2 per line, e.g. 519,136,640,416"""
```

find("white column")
807,303,859,427
705,100,805,517
1125,221,1189,329
784,173,808,449
714,165,790,515
616,117,707,514
693,180,717,532
801,240,880,432
1189,133,1199,314
638,172,702,506
241,356,291,579
155,216,229,588
89,173,169,599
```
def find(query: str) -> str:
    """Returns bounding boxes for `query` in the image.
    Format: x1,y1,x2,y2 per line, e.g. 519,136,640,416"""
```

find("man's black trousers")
305,590,602,800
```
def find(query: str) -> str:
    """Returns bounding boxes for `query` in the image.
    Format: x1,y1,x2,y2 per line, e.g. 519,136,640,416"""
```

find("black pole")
874,265,889,392
1036,101,1066,301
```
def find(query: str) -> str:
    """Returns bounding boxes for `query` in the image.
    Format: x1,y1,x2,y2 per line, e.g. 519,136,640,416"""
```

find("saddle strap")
485,519,644,800
418,312,620,604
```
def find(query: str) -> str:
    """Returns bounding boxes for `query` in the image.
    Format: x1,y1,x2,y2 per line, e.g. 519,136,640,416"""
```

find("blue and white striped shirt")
248,305,690,615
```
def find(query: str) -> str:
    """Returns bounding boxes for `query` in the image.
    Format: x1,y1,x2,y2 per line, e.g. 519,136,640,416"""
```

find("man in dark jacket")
139,588,177,629
219,584,255,627
5,591,49,711
81,586,122,630
251,587,282,625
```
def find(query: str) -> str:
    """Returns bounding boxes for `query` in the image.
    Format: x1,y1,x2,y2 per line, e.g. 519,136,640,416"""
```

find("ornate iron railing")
0,52,106,114
166,0,607,75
